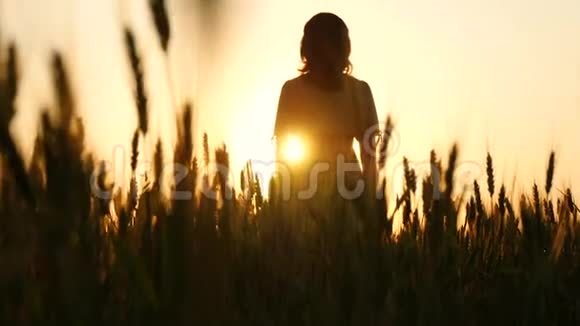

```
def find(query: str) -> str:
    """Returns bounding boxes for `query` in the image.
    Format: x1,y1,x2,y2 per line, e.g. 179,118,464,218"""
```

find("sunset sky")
2,0,579,198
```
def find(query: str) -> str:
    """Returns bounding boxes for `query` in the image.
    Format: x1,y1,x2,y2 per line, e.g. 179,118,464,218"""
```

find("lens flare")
283,135,305,162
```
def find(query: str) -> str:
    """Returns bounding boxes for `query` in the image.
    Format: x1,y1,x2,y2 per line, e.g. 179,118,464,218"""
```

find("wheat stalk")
124,28,148,135
532,183,541,218
0,44,34,206
403,157,416,194
51,53,75,129
545,151,555,195
444,144,458,198
486,153,495,198
131,129,139,173
153,138,163,187
149,0,171,53
498,184,506,217
474,180,483,217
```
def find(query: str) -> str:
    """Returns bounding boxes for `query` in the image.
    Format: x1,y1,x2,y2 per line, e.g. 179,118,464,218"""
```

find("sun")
283,135,306,162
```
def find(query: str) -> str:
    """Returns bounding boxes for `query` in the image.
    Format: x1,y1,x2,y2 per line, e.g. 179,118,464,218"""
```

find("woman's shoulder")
284,75,370,88
345,75,371,90
281,75,372,96
282,75,307,89
278,77,301,97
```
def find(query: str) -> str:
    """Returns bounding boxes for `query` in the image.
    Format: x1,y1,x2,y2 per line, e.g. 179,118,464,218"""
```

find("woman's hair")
300,13,352,78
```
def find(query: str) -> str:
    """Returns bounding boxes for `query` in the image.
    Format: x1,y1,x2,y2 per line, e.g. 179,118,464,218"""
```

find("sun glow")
283,135,306,162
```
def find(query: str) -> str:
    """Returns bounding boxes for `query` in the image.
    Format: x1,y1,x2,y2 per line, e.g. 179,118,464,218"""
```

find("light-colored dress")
273,74,379,206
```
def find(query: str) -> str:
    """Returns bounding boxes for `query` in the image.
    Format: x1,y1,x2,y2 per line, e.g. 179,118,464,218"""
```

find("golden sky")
2,0,580,198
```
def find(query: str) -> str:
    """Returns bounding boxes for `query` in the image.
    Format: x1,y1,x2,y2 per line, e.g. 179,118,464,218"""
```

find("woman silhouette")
274,13,379,202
